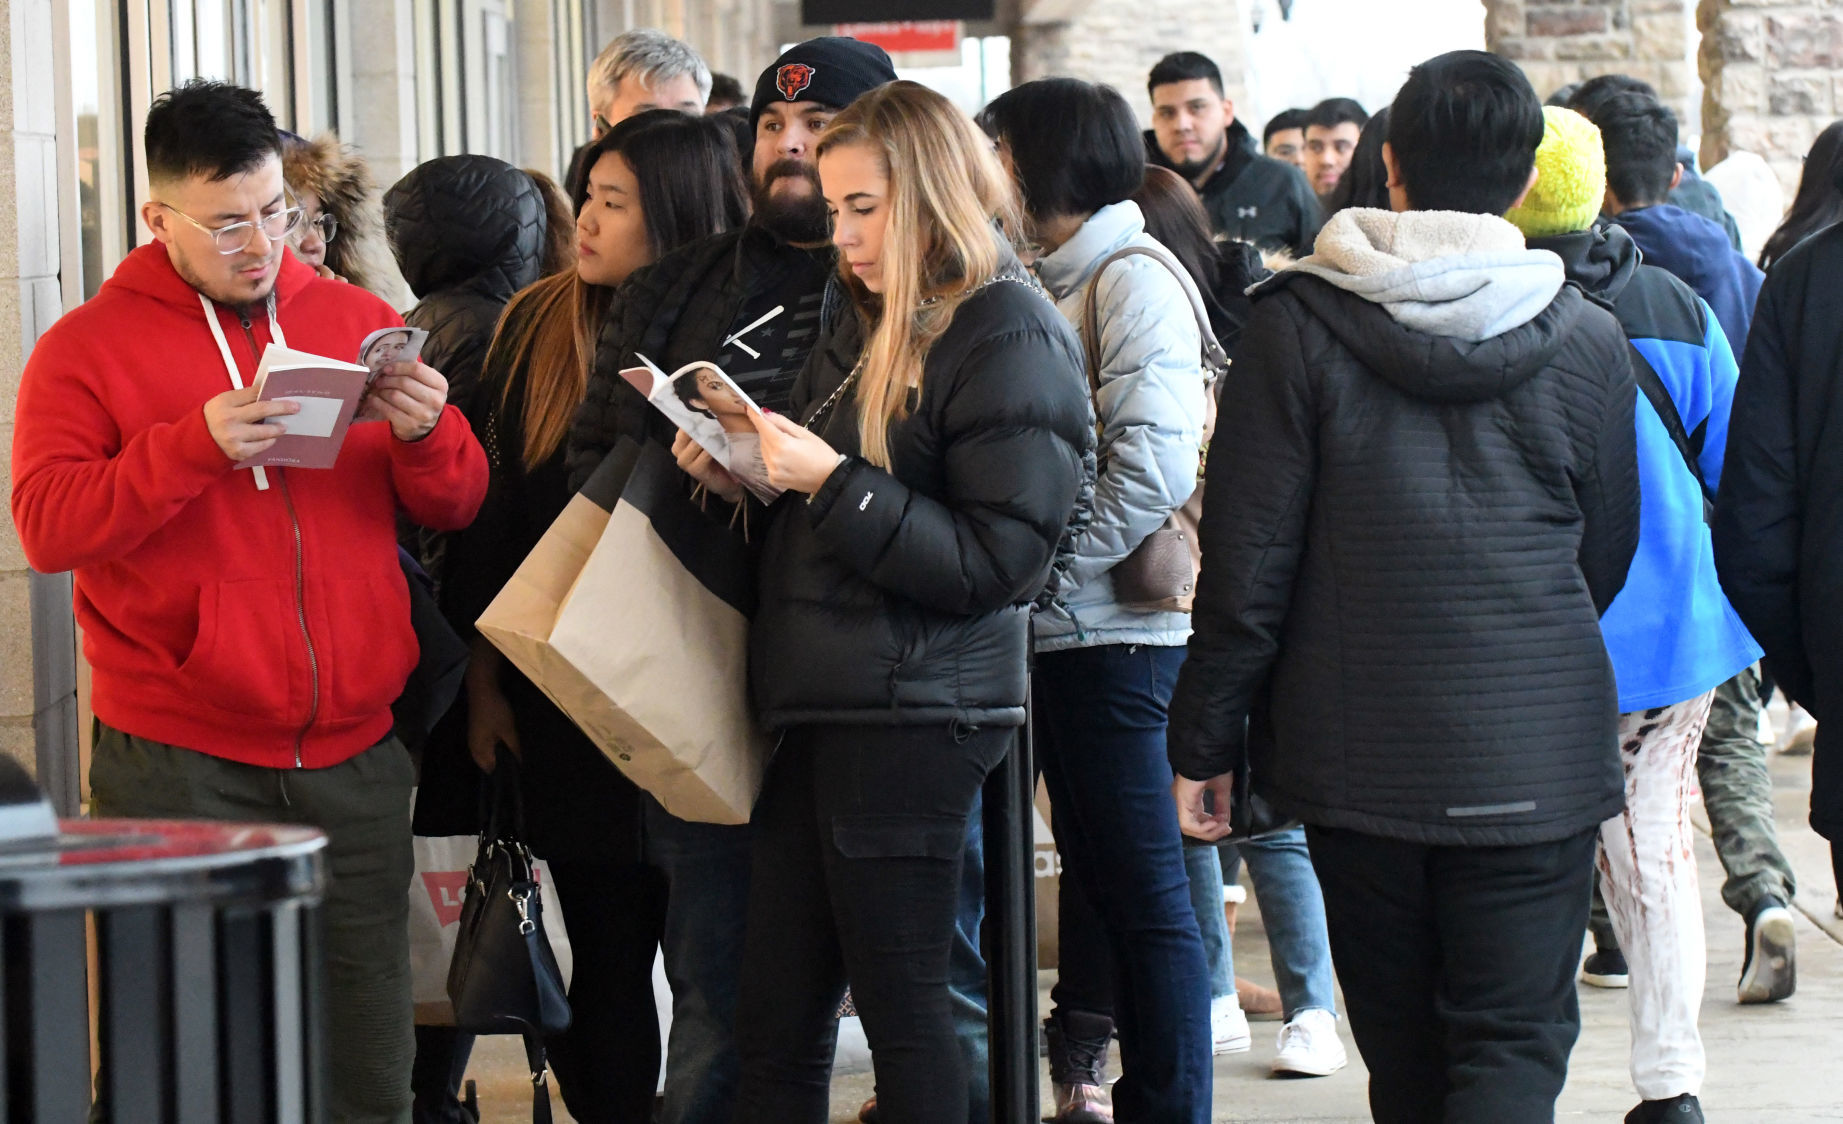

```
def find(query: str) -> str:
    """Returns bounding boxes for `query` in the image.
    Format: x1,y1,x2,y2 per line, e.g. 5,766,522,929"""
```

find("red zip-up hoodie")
11,244,489,769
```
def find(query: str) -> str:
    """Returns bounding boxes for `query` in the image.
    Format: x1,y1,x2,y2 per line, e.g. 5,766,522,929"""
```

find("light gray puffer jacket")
1034,200,1208,652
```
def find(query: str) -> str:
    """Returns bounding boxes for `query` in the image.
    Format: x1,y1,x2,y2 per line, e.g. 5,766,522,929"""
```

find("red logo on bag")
423,871,468,926
776,63,815,100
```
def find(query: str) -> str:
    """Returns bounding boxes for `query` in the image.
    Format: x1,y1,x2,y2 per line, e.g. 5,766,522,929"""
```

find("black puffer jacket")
752,261,1093,731
566,224,830,490
1168,273,1640,846
385,155,546,419
1714,223,1843,837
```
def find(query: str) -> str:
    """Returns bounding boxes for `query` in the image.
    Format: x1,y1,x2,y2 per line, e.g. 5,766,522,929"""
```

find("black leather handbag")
447,749,571,1122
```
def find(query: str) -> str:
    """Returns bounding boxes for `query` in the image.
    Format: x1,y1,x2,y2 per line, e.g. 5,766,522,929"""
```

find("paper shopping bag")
407,825,572,1025
476,438,769,824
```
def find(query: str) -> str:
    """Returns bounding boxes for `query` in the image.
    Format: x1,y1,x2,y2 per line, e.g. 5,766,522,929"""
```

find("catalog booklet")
620,353,781,504
240,326,428,471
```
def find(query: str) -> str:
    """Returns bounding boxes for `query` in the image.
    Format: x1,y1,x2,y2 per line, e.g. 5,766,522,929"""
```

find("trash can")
0,819,328,1124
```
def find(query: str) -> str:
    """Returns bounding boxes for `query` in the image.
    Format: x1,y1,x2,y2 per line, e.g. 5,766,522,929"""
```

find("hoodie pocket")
177,579,299,718
321,575,418,721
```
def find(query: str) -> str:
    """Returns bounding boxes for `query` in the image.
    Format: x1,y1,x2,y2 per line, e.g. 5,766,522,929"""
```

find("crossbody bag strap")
1627,342,1713,520
1078,244,1229,439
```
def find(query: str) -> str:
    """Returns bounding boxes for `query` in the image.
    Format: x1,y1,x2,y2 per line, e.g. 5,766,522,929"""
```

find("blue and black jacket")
1532,223,1761,711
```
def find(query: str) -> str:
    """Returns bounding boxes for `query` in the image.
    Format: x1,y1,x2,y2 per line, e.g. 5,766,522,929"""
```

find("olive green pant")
90,723,416,1124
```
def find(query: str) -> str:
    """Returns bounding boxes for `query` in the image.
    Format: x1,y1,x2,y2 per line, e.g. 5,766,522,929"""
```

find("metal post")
983,686,1039,1124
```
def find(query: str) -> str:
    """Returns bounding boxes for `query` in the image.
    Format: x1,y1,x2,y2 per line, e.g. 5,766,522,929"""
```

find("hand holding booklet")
240,326,428,470
620,353,782,504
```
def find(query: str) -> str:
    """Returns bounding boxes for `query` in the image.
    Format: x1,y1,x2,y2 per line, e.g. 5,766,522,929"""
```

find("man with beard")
10,80,486,1122
1146,51,1323,255
563,36,897,1124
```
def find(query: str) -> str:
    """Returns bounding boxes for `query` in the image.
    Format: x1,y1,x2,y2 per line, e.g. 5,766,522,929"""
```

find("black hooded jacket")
385,155,547,420
1713,223,1843,837
1168,272,1640,846
1145,119,1322,256
751,257,1093,730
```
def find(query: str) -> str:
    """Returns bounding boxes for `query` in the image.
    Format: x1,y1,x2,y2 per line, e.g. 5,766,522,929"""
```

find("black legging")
732,723,1011,1124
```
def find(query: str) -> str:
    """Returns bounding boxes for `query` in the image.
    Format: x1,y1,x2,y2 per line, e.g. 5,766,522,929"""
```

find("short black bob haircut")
144,79,282,185
1148,52,1225,99
572,108,749,261
1306,97,1369,132
980,78,1145,223
1386,50,1543,216
1264,108,1310,145
1566,73,1657,123
1590,92,1680,208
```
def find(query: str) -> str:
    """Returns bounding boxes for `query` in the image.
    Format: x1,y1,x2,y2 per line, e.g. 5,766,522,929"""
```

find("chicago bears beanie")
750,37,898,130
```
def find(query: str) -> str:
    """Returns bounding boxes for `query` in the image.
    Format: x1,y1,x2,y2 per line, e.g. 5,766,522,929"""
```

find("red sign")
422,871,469,926
834,21,962,56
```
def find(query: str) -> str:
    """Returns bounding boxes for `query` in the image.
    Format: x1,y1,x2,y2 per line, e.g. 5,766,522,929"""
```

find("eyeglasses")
290,213,339,246
155,201,303,255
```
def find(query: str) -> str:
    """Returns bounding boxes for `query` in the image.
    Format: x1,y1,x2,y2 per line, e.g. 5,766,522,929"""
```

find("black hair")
979,78,1144,223
1759,119,1843,271
144,79,281,185
1566,74,1657,122
573,108,750,260
1386,50,1543,215
1546,82,1582,108
1148,52,1225,99
1306,97,1369,132
708,73,746,106
1323,106,1393,217
673,370,717,419
1264,108,1310,145
1591,92,1679,207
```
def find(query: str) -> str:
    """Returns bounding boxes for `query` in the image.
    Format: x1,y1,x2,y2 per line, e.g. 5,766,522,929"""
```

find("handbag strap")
1078,244,1229,445
523,1032,553,1124
479,746,529,843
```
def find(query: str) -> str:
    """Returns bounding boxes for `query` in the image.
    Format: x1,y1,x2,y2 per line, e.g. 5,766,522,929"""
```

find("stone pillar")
1699,0,1840,193
0,0,77,802
1010,0,1249,127
1485,0,1696,123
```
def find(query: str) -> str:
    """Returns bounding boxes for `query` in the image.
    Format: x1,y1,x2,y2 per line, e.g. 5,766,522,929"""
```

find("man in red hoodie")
10,81,486,1122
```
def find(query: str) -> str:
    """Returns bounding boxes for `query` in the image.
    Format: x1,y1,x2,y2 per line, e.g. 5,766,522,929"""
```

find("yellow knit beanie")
1506,106,1606,239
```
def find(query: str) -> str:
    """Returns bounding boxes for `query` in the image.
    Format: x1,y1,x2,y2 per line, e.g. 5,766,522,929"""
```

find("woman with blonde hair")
676,80,1091,1122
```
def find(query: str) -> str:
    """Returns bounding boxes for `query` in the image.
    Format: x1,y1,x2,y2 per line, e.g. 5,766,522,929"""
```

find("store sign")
804,0,992,23
834,20,963,56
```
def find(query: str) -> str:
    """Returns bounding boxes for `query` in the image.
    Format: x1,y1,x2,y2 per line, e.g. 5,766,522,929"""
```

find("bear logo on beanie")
777,64,816,101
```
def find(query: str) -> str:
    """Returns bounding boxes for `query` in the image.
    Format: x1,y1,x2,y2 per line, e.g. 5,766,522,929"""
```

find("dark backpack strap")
523,1032,553,1124
1627,342,1714,521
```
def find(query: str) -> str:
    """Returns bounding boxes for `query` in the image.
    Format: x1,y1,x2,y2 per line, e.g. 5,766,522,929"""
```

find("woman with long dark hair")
440,108,748,1123
1758,120,1843,272
677,81,1091,1123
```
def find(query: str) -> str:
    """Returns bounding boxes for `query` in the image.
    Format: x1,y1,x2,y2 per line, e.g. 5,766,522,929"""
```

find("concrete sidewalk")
469,740,1841,1122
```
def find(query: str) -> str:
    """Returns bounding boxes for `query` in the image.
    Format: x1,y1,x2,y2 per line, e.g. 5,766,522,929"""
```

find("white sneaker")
1272,1008,1348,1077
1211,995,1251,1055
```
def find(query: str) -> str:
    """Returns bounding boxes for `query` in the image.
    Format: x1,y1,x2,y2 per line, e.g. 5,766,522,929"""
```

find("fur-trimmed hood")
281,132,408,307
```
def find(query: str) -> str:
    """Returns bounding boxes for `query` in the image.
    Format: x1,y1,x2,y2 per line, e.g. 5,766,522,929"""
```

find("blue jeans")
954,797,990,1124
1186,828,1339,1021
1036,644,1212,1124
641,793,754,1124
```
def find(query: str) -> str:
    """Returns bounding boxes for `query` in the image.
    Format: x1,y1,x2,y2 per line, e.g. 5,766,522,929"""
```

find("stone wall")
1699,0,1841,193
1011,0,1249,128
1485,0,1696,122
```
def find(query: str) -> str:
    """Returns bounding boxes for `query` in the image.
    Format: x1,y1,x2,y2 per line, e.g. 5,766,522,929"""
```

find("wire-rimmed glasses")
155,201,303,255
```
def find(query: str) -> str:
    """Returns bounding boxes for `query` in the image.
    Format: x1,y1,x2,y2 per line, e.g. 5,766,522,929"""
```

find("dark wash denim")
732,724,1011,1124
1305,825,1596,1124
1035,643,1212,1124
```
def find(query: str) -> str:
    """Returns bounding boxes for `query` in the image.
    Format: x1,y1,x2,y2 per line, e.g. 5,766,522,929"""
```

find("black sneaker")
1580,947,1630,988
1738,898,1797,1003
1625,1092,1704,1122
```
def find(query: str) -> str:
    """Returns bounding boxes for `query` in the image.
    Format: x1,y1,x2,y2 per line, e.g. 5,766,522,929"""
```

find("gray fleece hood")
1284,208,1565,342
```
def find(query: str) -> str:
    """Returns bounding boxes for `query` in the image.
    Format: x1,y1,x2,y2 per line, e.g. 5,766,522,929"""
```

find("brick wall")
1699,0,1842,193
1485,0,1696,123
1011,0,1249,128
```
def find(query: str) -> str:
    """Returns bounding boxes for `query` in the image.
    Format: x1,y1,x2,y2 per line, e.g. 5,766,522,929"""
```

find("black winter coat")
1168,274,1641,846
385,155,547,420
1144,121,1323,257
751,266,1092,731
566,224,834,491
1713,223,1843,838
